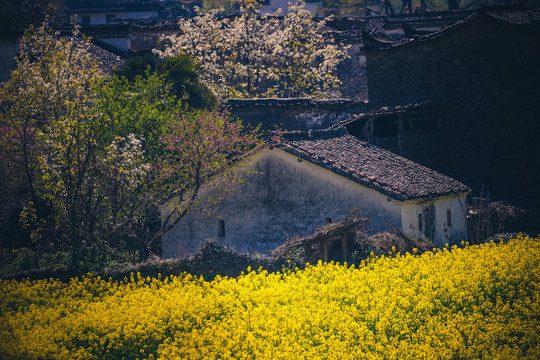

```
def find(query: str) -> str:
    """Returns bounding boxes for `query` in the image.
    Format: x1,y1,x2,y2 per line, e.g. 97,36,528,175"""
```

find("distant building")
259,0,321,15
362,3,540,207
160,128,470,258
70,3,162,26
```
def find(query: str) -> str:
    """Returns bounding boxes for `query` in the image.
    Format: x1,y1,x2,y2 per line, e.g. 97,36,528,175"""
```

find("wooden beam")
304,244,312,261
342,235,348,263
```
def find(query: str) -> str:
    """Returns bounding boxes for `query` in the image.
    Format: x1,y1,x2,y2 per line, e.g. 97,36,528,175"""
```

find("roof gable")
281,128,470,201
364,4,540,51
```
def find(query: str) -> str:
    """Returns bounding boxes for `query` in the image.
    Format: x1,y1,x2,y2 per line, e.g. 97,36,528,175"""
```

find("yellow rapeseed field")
1,235,539,360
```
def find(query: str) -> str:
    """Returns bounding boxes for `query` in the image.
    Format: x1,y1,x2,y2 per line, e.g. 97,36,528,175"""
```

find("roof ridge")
281,131,470,200
281,127,348,140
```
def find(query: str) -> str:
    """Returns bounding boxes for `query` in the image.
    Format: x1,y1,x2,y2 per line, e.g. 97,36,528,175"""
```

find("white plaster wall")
100,37,131,52
77,11,158,25
82,13,108,25
401,194,468,248
161,148,403,258
260,0,321,15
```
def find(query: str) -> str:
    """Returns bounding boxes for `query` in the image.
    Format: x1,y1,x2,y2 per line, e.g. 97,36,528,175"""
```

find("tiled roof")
88,42,126,74
364,4,540,50
224,98,367,108
80,24,131,38
281,128,470,201
383,10,474,28
330,100,439,128
69,4,162,14
483,4,540,25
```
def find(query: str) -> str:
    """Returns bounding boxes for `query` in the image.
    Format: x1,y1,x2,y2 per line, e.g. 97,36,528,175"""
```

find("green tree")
0,22,263,269
114,53,217,109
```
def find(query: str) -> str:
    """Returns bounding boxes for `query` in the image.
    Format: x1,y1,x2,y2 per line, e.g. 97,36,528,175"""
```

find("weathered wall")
100,37,131,53
161,148,402,259
225,99,367,131
401,194,468,248
77,11,159,26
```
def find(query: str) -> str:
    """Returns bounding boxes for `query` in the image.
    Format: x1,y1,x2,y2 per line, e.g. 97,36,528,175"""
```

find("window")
447,209,452,227
106,14,115,24
218,220,225,237
81,15,90,25
418,214,423,232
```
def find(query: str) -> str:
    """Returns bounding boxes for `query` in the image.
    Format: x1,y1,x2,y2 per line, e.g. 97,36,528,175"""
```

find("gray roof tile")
281,128,470,201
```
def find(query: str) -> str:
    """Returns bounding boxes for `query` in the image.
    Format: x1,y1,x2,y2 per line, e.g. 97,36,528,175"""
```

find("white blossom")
154,1,349,100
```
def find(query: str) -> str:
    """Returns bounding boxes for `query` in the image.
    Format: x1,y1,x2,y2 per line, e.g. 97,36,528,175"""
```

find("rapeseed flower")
0,235,539,359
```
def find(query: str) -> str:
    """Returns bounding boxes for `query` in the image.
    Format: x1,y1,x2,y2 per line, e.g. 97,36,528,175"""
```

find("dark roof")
224,98,367,109
69,4,162,14
87,43,126,74
81,24,131,38
362,10,473,34
364,4,540,50
383,10,475,28
330,100,440,128
482,3,540,25
281,128,470,201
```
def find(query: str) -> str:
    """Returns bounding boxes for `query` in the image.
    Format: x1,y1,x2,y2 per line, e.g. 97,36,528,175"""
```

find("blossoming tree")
155,1,349,100
0,22,263,268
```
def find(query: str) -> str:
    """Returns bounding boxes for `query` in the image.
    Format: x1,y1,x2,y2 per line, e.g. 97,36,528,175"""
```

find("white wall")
259,0,321,15
161,148,403,258
100,37,131,53
77,11,159,25
401,194,468,248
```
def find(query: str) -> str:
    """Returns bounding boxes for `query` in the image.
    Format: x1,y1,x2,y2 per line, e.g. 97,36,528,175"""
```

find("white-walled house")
71,4,161,26
160,128,470,259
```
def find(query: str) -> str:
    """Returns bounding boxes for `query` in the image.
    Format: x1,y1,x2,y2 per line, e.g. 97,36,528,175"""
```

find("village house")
160,128,470,259
361,3,540,211
70,3,162,26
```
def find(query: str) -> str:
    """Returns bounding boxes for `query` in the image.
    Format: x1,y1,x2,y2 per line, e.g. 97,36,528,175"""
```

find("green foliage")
202,0,240,14
95,72,181,160
114,53,217,109
0,21,263,270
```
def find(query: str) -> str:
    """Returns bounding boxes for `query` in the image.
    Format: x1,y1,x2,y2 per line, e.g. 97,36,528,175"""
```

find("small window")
218,220,225,237
418,214,423,232
447,209,452,227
